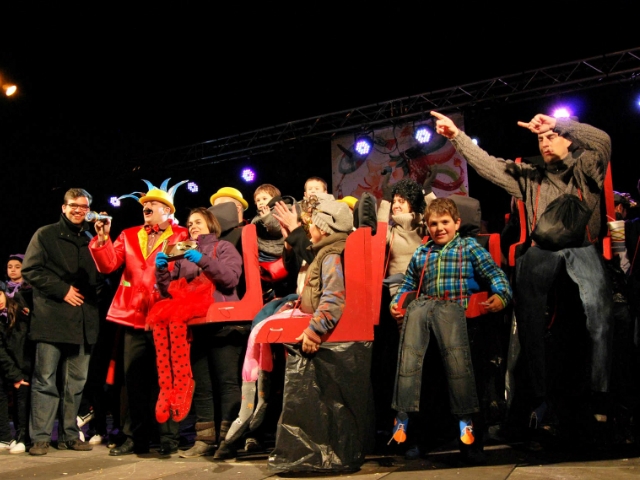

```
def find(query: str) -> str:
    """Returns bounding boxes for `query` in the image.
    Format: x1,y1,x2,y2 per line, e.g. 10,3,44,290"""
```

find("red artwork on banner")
331,113,468,201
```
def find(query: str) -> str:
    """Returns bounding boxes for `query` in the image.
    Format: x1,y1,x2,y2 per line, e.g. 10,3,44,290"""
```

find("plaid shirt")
391,234,512,309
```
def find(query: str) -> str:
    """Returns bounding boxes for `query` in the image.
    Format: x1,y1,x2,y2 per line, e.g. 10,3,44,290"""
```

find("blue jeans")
392,298,479,415
30,342,91,443
515,244,613,398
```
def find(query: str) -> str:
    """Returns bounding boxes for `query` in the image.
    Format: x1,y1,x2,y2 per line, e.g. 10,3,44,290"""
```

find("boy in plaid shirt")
388,198,512,462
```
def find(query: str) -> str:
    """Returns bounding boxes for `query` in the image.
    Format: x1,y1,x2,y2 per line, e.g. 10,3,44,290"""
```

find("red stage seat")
466,233,502,318
188,223,264,325
253,222,387,344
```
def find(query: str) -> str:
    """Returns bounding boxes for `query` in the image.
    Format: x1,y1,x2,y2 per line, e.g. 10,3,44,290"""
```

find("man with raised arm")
431,110,613,435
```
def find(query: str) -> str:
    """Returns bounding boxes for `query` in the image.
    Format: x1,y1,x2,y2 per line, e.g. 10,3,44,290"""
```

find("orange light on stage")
3,84,17,97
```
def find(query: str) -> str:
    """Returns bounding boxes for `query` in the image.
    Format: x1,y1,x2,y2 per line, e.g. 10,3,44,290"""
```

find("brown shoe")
29,441,50,456
179,441,216,458
64,439,93,451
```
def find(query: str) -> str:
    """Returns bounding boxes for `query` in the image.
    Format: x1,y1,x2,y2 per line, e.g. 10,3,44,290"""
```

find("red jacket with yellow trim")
89,223,189,329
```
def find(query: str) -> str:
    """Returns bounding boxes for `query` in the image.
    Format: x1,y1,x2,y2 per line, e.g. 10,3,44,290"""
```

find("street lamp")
3,84,17,97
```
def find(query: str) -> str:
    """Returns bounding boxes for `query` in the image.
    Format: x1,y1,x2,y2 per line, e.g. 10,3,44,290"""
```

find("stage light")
552,107,571,118
414,125,432,144
354,135,373,156
187,181,199,193
109,196,121,207
471,137,479,145
241,168,256,183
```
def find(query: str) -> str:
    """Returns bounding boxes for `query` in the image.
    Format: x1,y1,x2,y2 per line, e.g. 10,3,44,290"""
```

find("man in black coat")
22,188,104,455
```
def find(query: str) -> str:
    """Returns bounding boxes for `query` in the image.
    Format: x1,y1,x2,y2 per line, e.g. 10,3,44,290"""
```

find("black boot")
213,420,237,461
250,370,270,431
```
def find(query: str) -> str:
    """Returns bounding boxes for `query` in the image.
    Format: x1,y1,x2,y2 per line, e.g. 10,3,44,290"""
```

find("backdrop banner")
331,113,468,201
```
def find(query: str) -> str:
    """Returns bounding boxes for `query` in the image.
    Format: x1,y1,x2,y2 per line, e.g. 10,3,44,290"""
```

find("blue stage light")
414,125,432,144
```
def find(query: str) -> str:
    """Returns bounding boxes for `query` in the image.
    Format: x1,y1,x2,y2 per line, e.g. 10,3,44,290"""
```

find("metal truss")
149,47,640,171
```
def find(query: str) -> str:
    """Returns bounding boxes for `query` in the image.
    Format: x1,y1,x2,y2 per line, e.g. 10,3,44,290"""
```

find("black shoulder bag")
530,179,592,251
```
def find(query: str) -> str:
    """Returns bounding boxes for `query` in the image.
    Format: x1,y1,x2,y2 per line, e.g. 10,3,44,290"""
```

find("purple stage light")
414,125,432,144
552,107,571,118
187,182,199,193
241,168,256,183
109,196,121,207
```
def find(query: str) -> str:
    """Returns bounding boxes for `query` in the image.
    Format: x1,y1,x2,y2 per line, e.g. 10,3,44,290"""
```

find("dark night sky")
1,4,639,261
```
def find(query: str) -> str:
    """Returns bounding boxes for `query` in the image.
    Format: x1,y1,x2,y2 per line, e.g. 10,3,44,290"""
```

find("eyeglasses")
66,203,90,212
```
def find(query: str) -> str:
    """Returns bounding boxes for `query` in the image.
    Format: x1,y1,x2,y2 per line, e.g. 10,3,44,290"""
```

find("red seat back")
602,162,615,260
253,225,380,344
188,223,263,325
467,233,502,318
370,221,388,326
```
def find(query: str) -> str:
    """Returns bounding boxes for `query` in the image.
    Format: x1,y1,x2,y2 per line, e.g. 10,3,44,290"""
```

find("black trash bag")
268,341,375,474
531,193,591,251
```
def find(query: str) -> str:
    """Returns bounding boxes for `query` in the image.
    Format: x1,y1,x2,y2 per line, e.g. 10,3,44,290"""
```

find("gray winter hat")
312,199,353,234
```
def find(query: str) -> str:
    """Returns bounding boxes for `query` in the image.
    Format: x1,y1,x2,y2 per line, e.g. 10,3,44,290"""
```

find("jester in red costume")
89,179,190,456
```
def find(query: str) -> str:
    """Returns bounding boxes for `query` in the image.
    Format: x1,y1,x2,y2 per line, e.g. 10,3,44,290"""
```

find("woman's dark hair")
188,207,221,237
0,285,20,331
391,178,426,214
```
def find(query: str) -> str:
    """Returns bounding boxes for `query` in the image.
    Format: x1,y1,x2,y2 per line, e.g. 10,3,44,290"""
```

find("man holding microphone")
89,179,189,456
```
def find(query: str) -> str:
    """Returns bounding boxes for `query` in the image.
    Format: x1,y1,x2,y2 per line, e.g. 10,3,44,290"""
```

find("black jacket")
0,308,33,382
22,214,103,345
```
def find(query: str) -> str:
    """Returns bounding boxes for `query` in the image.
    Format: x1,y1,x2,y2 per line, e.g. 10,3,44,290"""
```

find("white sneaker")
9,442,25,454
77,410,94,428
88,434,104,445
0,440,16,450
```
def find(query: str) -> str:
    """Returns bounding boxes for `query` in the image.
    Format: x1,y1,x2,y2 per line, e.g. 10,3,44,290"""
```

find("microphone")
85,211,112,223
381,167,392,175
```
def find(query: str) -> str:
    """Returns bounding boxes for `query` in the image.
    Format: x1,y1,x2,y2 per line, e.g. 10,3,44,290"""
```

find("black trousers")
122,328,178,446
